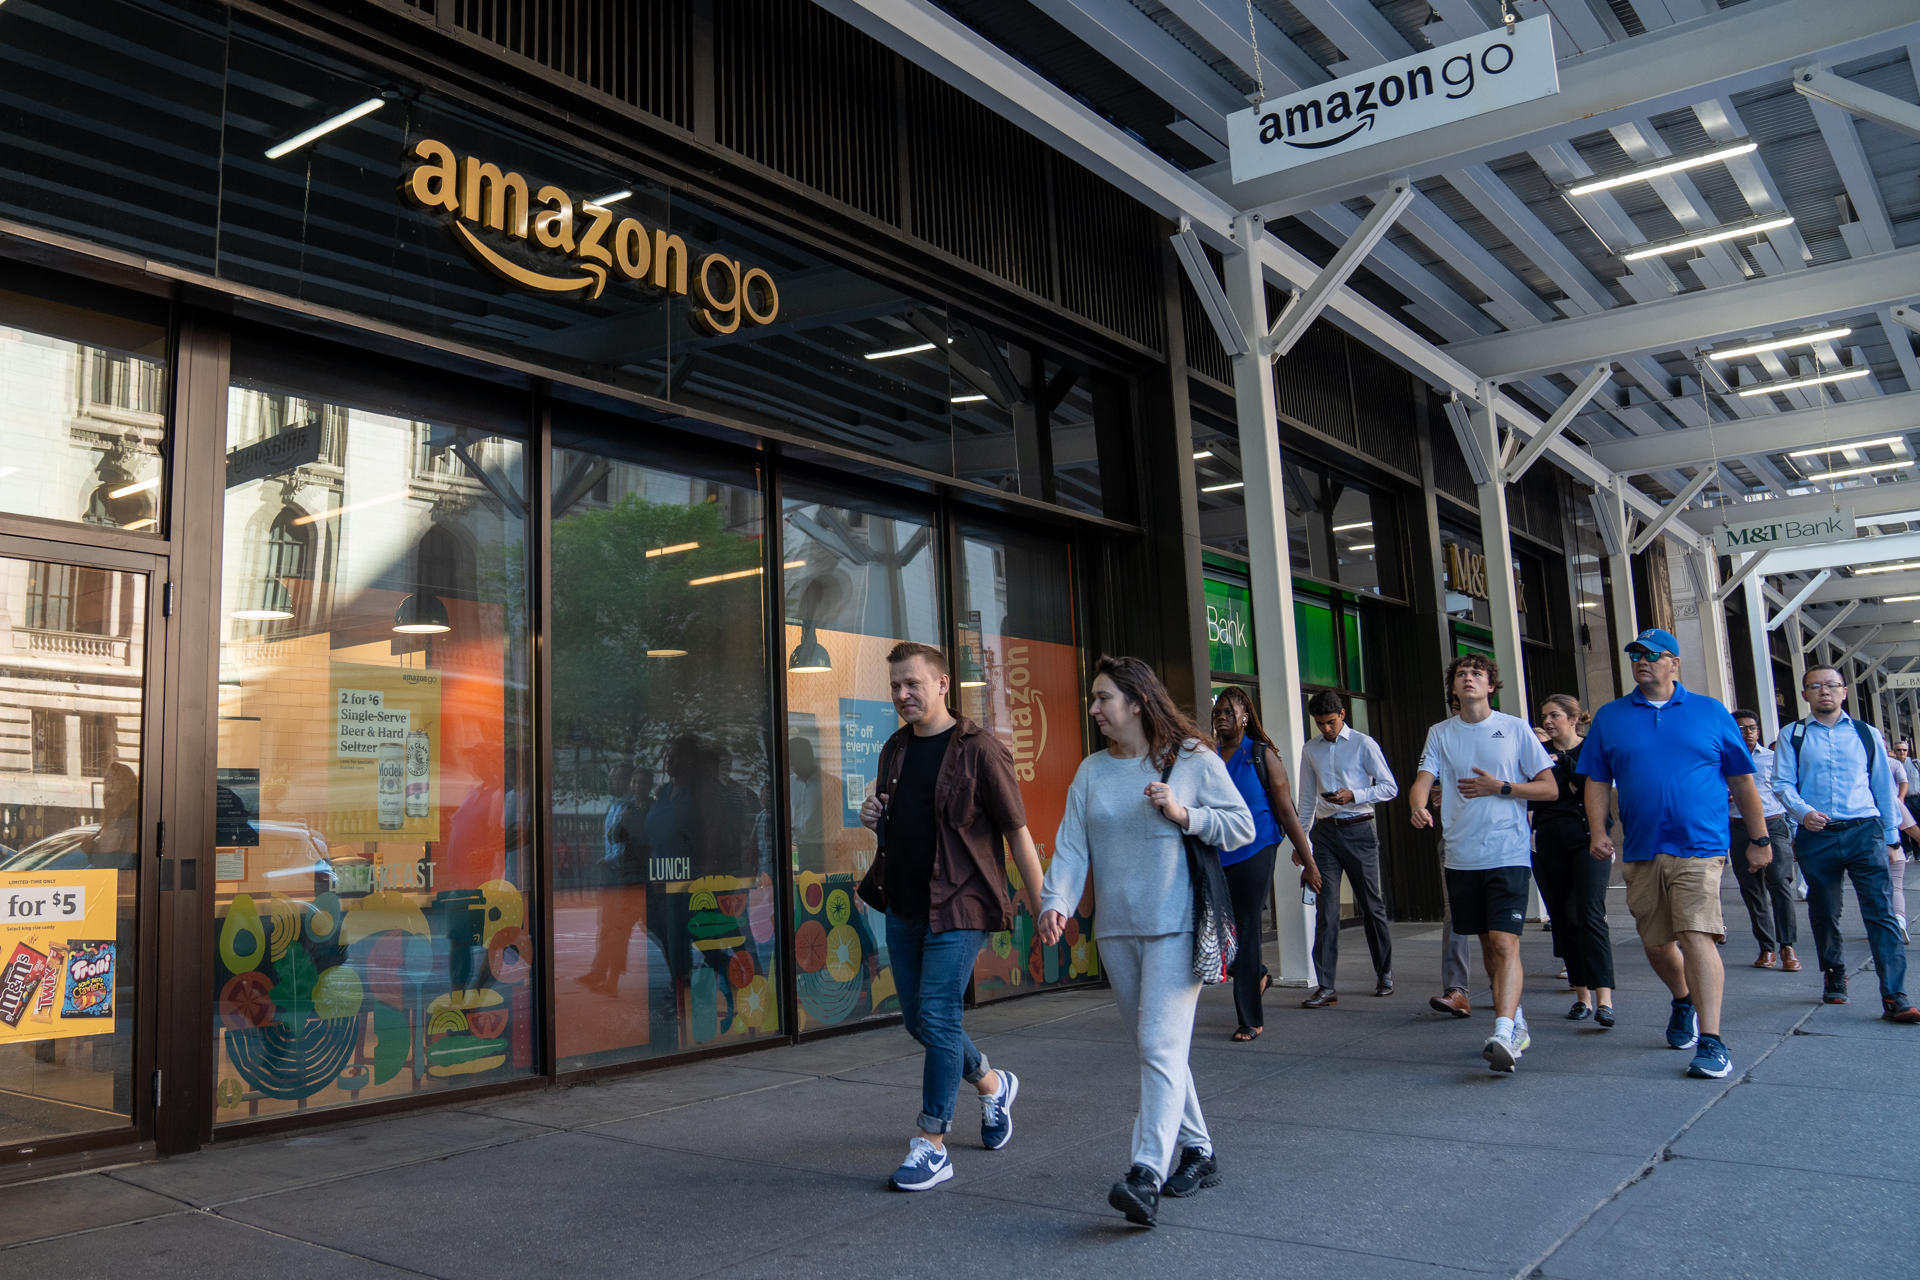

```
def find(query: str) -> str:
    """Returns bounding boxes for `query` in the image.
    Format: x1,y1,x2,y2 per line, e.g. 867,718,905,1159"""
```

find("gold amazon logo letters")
403,138,780,334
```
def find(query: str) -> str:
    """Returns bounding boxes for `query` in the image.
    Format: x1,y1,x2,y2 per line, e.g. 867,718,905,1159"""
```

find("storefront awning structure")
820,0,1920,756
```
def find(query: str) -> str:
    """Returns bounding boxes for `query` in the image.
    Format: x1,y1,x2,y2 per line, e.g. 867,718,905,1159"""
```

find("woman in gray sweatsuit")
1040,656,1254,1228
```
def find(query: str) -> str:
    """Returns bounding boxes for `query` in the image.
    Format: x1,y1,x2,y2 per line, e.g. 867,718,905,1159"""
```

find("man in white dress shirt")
1295,690,1399,1006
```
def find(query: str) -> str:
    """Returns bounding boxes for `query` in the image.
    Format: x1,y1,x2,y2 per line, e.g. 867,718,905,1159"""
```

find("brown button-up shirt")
866,715,1027,933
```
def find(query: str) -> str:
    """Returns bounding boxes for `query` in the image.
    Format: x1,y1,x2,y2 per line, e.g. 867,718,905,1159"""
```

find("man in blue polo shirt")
1771,665,1920,1022
1579,629,1770,1080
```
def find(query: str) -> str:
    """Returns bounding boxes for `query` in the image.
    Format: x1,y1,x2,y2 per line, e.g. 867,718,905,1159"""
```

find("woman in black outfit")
1210,687,1320,1042
1531,695,1615,1026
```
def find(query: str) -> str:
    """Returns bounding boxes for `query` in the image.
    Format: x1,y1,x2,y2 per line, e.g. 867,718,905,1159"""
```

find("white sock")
1515,1005,1527,1030
1495,1015,1515,1040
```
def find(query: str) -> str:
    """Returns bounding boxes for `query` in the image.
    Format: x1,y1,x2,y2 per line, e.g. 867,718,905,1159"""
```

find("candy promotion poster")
0,868,121,1044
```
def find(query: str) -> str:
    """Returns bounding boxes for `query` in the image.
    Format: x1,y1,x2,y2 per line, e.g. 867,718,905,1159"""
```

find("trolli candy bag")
61,942,115,1018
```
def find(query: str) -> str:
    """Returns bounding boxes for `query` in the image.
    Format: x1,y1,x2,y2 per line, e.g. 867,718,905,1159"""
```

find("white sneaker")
1899,915,1911,945
1482,1029,1521,1073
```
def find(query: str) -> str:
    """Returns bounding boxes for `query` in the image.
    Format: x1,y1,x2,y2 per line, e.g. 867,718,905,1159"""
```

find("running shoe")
1481,1027,1522,1073
1823,970,1848,1005
1666,999,1699,1050
980,1070,1019,1150
1686,1033,1732,1079
1160,1145,1220,1197
1108,1164,1160,1226
889,1136,952,1191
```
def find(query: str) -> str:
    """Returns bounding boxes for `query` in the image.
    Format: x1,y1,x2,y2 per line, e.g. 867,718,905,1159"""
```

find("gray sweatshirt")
1042,742,1256,938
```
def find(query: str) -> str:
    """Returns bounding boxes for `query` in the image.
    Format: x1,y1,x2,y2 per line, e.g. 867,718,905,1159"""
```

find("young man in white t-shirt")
1409,655,1557,1072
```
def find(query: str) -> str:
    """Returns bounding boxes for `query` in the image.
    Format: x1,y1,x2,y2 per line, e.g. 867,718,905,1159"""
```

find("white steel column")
1742,567,1780,739
1225,211,1313,987
1786,622,1808,733
1604,485,1639,695
1469,388,1528,718
1690,547,1734,705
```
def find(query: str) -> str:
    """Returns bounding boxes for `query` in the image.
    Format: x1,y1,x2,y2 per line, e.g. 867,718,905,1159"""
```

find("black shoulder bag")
1160,756,1237,985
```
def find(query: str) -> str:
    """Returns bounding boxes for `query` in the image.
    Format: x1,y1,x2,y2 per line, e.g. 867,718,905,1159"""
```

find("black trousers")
1531,825,1615,991
1310,819,1393,989
1223,844,1277,1027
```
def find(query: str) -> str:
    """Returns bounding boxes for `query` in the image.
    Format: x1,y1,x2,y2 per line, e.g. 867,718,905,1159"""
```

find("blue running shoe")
980,1070,1019,1151
1687,1033,1732,1079
1666,999,1699,1051
889,1136,952,1191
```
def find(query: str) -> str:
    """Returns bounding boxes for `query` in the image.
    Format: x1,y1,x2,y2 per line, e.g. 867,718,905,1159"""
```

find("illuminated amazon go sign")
403,139,780,334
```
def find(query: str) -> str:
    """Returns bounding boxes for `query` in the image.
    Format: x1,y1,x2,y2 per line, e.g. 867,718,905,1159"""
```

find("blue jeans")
885,915,989,1134
1797,818,1907,1002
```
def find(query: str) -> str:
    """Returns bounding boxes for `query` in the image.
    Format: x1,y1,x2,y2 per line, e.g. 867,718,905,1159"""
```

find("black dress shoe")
1594,1004,1615,1028
1566,1000,1592,1021
1161,1145,1220,1197
1108,1164,1160,1226
1301,988,1338,1008
1374,975,1394,997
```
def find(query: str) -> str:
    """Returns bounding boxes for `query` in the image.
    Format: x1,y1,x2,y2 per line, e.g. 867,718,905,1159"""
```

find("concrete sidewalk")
5,888,1917,1278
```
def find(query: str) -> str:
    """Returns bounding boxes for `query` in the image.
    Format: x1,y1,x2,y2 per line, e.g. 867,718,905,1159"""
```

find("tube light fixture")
107,475,160,500
1201,481,1244,493
646,648,689,658
122,517,158,532
1883,594,1920,604
1852,560,1920,576
1192,449,1213,460
1621,215,1795,262
1804,461,1910,482
689,567,762,586
1332,520,1373,532
1566,142,1758,197
644,541,700,558
784,560,806,569
864,342,936,360
588,190,632,207
1739,368,1872,398
265,97,385,160
1708,327,1852,361
951,393,988,404
1786,437,1905,458
1349,543,1376,552
231,607,295,621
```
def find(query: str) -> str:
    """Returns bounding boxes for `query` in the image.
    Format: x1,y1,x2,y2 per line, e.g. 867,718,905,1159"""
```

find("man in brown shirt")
857,641,1044,1191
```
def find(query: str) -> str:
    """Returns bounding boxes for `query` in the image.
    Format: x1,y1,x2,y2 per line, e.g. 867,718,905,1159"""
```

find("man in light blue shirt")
1772,666,1920,1021
1296,691,1399,1004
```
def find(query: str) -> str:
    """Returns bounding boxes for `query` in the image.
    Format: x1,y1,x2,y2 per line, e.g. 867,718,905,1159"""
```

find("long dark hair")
1212,686,1275,752
1093,655,1212,770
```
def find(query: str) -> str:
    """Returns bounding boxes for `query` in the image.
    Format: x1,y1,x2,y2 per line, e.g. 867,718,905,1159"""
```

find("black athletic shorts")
1445,865,1533,937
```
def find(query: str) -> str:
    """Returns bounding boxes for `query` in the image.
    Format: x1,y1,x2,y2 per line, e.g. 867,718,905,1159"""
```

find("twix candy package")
30,944,67,1023
61,942,114,1019
0,942,48,1027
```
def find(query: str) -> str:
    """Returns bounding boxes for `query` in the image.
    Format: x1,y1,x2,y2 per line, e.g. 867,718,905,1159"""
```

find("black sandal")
1258,968,1271,997
1231,1025,1261,1042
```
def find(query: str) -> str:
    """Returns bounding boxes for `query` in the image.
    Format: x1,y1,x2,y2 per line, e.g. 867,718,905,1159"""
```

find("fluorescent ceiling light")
122,517,157,532
1192,450,1213,460
1805,461,1910,482
783,559,806,569
1621,215,1795,262
265,97,385,160
1850,559,1920,575
1201,481,1244,493
1349,543,1375,552
864,342,936,360
292,489,410,525
1578,601,1601,609
588,190,632,206
1709,327,1852,360
1332,520,1372,532
951,393,988,404
646,648,688,658
1567,142,1758,197
1882,594,1920,603
108,476,160,499
689,567,762,586
1740,368,1872,398
232,607,295,621
1787,436,1904,458
1857,511,1920,527
644,541,699,558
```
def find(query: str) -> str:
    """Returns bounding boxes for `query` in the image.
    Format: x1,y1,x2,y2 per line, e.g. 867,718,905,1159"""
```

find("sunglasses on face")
1626,649,1671,662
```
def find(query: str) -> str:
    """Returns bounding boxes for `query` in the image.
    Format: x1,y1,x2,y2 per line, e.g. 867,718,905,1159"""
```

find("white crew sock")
1494,1015,1515,1040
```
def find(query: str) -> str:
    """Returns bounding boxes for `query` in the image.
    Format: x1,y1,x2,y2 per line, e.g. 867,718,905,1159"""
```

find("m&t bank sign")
1712,508,1854,554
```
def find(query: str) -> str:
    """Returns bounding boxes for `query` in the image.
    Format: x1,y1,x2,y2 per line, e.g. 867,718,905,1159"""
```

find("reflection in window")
783,489,942,1030
956,528,1093,1000
213,379,535,1125
549,439,776,1070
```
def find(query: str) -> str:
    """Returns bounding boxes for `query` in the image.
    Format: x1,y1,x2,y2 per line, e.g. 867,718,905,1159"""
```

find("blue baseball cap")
1625,628,1680,657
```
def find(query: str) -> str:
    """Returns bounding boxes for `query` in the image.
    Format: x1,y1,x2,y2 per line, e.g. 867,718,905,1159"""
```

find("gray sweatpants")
1101,933,1211,1179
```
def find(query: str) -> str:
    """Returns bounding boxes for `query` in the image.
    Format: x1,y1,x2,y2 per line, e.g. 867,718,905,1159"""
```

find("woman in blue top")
1211,687,1320,1041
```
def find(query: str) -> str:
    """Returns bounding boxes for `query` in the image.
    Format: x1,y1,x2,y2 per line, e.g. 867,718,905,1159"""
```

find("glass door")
0,539,162,1154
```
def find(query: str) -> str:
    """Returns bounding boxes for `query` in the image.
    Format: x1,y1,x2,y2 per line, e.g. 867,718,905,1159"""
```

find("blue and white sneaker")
889,1136,953,1191
1666,999,1699,1051
980,1070,1019,1151
1686,1033,1732,1079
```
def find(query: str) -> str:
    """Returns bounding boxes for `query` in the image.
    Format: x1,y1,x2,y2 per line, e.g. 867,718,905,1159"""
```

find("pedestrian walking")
1295,690,1399,1006
1408,655,1557,1073
1040,656,1253,1228
1208,686,1319,1042
1531,695,1616,1026
1578,629,1770,1080
1427,835,1479,1018
1729,709,1800,972
857,642,1048,1191
1770,667,1920,1022
1891,740,1917,942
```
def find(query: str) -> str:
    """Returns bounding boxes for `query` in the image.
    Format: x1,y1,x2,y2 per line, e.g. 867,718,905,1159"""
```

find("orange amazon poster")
0,869,122,1044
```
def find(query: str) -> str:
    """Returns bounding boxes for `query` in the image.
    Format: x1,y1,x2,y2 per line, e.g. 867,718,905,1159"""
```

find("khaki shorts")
1621,854,1726,948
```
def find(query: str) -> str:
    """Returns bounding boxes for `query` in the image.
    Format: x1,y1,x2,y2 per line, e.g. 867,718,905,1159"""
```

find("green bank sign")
1205,577,1256,677
1712,507,1853,554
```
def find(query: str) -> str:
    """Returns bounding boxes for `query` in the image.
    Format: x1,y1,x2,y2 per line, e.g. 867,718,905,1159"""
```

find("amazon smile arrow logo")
403,139,779,333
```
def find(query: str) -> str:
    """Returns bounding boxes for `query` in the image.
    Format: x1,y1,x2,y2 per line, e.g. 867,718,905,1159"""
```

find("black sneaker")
1160,1145,1220,1197
1107,1164,1159,1227
1824,970,1848,1005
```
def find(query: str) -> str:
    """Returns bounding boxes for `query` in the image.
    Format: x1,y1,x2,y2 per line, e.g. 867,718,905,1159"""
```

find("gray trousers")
1439,843,1472,993
1310,818,1394,988
1101,933,1211,1179
1727,815,1797,953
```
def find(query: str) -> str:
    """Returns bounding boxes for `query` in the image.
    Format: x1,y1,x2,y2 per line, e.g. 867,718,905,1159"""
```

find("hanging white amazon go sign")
1712,508,1854,555
1226,18,1559,184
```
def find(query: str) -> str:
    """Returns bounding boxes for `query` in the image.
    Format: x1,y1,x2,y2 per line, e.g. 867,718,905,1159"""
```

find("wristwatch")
1500,781,1513,796
1750,835,1773,847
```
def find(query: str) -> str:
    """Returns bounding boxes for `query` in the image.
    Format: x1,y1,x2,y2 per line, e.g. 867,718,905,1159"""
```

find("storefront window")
782,486,941,1030
212,349,536,1124
0,273,168,534
956,527,1092,1000
549,425,776,1068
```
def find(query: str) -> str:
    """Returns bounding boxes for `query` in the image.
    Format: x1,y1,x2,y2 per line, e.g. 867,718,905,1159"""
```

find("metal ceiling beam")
1806,601,1862,650
1768,570,1831,630
1591,387,1920,473
1024,0,1246,135
1684,482,1920,534
1793,66,1920,141
1193,0,1920,217
1447,245,1920,380
1808,569,1920,604
1798,600,1920,629
1508,364,1612,481
1829,622,1920,646
1632,469,1715,553
1760,529,1920,575
1264,181,1414,358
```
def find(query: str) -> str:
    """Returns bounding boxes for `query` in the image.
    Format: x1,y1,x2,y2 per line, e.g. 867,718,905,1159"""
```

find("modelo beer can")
377,740,404,830
405,729,430,818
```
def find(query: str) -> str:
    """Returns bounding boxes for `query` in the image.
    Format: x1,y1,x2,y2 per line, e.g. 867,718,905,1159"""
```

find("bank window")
31,710,66,775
